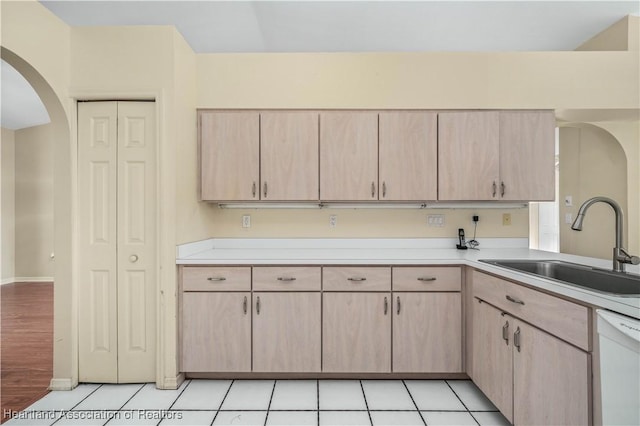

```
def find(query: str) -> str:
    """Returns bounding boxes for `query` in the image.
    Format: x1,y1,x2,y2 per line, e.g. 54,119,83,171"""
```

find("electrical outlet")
565,213,573,224
502,213,511,226
427,214,445,227
242,215,251,228
329,214,337,228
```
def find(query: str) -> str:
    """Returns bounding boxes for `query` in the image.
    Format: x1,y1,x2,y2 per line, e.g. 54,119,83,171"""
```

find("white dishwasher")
597,309,640,426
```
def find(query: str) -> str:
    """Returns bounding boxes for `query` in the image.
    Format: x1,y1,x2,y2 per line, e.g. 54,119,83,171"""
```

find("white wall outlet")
564,195,573,207
565,213,573,224
427,214,445,227
242,215,251,228
329,214,337,228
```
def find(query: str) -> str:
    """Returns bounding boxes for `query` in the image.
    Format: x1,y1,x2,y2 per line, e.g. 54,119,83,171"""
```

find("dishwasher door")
597,309,640,426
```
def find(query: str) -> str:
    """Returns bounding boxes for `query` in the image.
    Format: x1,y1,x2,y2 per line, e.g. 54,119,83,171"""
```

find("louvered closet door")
78,101,156,383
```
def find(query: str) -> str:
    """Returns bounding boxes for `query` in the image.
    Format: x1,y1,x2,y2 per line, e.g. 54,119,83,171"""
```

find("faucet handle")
619,248,640,265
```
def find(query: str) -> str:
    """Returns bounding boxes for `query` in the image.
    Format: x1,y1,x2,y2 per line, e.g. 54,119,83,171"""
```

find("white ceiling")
1,60,51,130
2,1,638,130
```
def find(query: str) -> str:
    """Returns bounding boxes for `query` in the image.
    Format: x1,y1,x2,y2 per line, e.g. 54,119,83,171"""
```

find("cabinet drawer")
472,270,590,351
253,267,321,291
393,267,461,291
182,267,251,292
323,267,391,291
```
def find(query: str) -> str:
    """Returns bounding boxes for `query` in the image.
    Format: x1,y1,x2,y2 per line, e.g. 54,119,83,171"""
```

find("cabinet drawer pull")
252,182,257,198
207,277,227,282
506,295,525,305
382,181,387,198
256,296,260,315
371,182,376,198
397,296,401,315
514,326,521,352
492,181,497,198
417,277,437,282
348,277,367,282
502,320,509,345
277,277,296,282
500,181,506,197
263,182,268,198
384,296,388,315
243,296,247,315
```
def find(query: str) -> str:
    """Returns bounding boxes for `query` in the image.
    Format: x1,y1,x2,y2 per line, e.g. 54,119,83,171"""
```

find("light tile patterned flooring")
4,379,510,426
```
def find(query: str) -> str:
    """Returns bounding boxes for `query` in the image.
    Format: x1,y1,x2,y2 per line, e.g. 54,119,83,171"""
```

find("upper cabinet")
200,111,319,202
200,111,260,201
438,111,555,201
320,112,379,201
438,111,500,201
260,112,319,201
200,109,555,203
379,112,437,201
499,111,555,201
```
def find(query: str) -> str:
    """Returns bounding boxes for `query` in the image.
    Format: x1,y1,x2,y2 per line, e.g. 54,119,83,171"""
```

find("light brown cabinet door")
261,112,319,201
393,293,462,372
322,292,391,372
253,293,321,372
512,319,589,426
379,112,437,200
471,299,513,422
320,112,378,201
181,292,251,372
200,111,259,201
499,111,555,201
438,112,500,200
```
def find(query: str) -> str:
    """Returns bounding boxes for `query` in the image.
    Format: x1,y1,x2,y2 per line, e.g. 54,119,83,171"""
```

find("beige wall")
1,127,16,282
559,126,628,259
577,16,639,51
14,124,54,279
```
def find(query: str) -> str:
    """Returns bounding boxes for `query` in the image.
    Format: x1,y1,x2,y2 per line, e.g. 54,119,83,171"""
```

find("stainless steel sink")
479,259,640,297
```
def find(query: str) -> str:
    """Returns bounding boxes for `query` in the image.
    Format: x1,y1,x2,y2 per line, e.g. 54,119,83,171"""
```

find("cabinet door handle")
492,181,497,198
384,296,388,315
500,181,506,197
382,181,387,198
371,182,376,198
348,277,367,282
417,277,436,282
397,296,401,315
263,182,268,198
252,182,257,198
502,320,509,345
256,296,260,315
506,295,525,305
243,296,247,315
277,277,296,282
207,277,226,282
514,326,521,352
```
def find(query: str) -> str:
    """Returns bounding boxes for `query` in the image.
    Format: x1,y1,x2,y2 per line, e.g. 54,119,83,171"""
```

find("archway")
557,123,629,260
1,47,75,390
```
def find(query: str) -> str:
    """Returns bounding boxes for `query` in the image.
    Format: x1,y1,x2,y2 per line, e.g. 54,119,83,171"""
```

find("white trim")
1,277,54,285
159,373,185,390
49,378,74,391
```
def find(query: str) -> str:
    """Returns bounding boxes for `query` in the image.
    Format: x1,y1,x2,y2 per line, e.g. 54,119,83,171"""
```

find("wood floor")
1,282,53,424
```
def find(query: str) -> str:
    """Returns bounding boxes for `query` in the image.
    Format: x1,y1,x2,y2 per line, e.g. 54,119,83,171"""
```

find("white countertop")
177,238,640,319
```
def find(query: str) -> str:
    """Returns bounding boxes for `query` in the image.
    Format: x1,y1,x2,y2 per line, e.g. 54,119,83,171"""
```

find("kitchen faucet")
571,196,640,272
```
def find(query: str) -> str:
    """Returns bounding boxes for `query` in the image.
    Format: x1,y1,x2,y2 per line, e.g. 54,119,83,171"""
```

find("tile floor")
4,379,510,426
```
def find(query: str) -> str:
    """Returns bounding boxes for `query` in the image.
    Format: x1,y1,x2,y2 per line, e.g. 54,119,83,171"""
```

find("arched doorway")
558,123,628,260
1,47,75,392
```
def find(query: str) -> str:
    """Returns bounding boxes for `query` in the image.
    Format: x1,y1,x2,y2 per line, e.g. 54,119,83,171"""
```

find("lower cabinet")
472,298,590,425
393,292,462,372
181,292,251,372
322,292,391,372
253,292,321,372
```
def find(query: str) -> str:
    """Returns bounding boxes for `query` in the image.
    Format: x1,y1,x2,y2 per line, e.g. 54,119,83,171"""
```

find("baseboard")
49,378,75,391
159,373,185,390
1,277,54,285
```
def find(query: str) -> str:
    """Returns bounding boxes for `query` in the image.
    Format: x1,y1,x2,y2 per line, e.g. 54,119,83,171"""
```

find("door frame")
70,89,178,389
